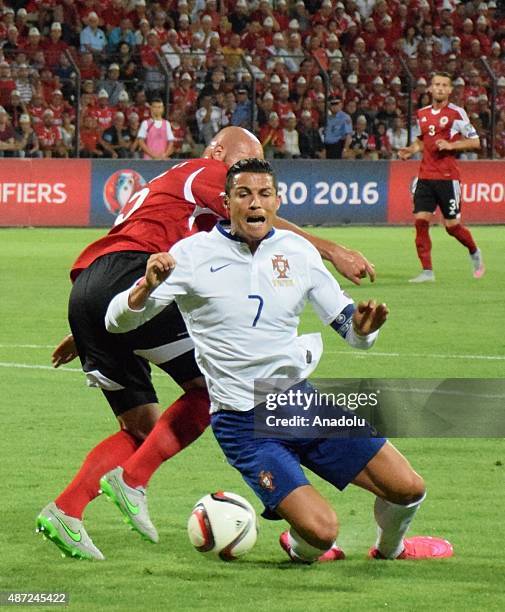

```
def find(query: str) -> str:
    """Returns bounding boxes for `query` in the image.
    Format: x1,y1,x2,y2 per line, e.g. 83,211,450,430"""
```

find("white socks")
288,528,331,562
374,493,426,559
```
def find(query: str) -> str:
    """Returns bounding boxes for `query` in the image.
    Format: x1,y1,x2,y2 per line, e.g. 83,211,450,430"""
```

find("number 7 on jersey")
248,295,264,327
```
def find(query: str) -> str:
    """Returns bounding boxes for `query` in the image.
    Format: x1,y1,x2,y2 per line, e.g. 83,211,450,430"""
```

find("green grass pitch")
0,226,504,611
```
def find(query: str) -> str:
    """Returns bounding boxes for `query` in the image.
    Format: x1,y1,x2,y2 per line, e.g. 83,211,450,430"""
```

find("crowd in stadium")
0,0,504,160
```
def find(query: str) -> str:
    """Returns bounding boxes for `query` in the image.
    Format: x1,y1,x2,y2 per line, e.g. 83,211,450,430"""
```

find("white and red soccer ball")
187,491,258,560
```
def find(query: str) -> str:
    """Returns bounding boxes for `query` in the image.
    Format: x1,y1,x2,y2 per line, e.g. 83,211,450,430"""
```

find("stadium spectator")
15,113,40,158
97,63,127,106
141,30,165,96
259,111,285,159
42,23,69,70
376,96,401,131
27,92,47,126
108,18,136,53
90,89,114,132
79,51,101,81
231,88,252,129
222,33,245,70
127,112,141,157
344,114,372,160
230,0,249,34
387,117,409,159
196,94,223,145
161,28,182,71
5,89,26,128
282,111,300,158
0,61,16,107
324,97,352,159
137,98,174,160
36,109,66,158
80,114,104,157
367,122,392,160
132,89,151,122
172,72,198,115
134,18,151,47
298,109,325,159
23,27,44,62
0,106,16,157
60,113,76,154
114,42,139,83
99,111,132,158
2,25,21,59
80,12,107,56
170,107,196,158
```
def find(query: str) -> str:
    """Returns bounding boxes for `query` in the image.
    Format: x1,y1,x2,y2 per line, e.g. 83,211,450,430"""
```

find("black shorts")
413,179,461,220
68,251,202,416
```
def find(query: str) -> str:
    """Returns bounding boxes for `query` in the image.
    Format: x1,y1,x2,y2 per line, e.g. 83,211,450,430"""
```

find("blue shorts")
211,408,386,519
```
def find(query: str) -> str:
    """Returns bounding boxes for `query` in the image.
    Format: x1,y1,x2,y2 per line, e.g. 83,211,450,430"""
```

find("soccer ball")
187,491,258,560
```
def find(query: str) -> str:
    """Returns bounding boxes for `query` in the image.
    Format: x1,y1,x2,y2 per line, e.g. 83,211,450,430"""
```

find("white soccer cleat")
35,502,105,560
100,467,159,543
408,270,435,283
470,248,485,279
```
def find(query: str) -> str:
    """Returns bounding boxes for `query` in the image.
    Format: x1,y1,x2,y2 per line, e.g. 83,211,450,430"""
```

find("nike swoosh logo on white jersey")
210,263,232,273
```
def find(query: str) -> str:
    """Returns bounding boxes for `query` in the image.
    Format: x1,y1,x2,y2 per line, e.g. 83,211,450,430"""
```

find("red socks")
414,219,432,270
122,388,210,489
445,224,477,254
55,430,140,519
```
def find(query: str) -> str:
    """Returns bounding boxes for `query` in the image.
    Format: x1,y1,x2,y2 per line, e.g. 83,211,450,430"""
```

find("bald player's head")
204,127,263,167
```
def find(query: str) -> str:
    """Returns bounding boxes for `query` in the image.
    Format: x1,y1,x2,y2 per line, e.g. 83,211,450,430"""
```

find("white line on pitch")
326,350,505,361
0,362,166,377
1,343,504,362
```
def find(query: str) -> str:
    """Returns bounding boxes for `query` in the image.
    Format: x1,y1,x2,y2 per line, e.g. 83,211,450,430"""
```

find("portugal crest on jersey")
272,254,294,287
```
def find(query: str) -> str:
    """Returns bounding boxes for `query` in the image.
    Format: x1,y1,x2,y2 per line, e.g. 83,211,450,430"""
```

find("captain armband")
330,303,356,338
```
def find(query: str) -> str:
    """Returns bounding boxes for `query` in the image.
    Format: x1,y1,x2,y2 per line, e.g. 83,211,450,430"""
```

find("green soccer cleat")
100,467,159,543
35,502,105,560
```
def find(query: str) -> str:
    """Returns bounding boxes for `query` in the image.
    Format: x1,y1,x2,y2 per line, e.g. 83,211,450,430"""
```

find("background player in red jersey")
398,73,484,283
37,126,376,560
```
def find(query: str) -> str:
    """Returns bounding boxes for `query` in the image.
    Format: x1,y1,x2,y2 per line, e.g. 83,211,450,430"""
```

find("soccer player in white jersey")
399,72,484,283
103,159,453,562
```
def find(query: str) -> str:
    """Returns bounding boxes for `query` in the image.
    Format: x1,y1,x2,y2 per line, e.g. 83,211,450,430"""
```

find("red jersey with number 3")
70,159,229,280
417,103,478,180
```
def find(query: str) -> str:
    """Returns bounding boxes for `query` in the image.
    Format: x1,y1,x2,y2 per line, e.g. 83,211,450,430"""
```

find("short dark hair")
225,158,276,195
150,97,164,105
431,71,452,82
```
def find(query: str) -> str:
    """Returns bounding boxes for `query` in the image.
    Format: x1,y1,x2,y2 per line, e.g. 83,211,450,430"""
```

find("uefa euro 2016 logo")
103,170,146,216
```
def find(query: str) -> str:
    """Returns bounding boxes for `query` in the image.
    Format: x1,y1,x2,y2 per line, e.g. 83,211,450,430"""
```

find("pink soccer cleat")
279,530,345,563
369,536,454,560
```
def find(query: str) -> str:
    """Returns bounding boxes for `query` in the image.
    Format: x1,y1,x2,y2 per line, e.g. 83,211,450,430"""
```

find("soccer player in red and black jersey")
399,72,484,282
36,126,376,560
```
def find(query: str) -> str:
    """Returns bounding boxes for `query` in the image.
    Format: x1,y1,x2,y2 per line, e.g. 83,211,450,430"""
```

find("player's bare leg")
352,441,453,559
409,212,435,283
276,485,345,563
444,218,485,278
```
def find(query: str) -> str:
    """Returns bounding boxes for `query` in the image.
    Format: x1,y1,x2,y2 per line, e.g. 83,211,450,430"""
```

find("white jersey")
106,224,378,412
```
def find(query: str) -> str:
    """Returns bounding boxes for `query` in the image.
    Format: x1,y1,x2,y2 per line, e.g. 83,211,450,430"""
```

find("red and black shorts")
413,179,461,220
69,251,202,416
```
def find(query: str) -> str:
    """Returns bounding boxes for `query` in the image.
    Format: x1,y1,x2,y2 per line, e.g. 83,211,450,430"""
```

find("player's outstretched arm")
398,139,423,160
273,216,376,285
51,334,78,368
128,253,176,310
106,253,177,334
435,136,480,152
352,300,389,336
